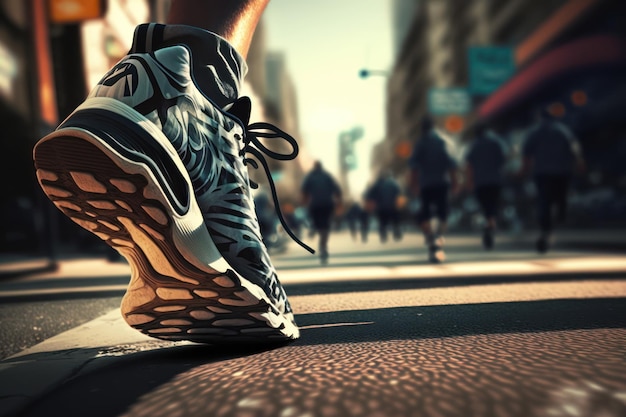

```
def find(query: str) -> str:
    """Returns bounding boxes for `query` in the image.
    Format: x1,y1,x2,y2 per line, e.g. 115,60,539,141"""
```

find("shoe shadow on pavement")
294,297,626,345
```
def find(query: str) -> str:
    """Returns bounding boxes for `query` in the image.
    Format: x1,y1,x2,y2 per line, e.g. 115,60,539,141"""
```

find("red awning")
477,35,626,120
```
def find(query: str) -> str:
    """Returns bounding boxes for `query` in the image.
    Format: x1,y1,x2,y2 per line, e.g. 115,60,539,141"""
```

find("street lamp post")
359,69,389,79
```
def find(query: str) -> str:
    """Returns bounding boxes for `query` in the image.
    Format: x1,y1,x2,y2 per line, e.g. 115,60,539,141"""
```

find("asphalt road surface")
1,230,625,417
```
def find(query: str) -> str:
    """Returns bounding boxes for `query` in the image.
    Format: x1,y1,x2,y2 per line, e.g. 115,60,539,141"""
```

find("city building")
243,18,311,207
380,0,626,228
0,1,44,254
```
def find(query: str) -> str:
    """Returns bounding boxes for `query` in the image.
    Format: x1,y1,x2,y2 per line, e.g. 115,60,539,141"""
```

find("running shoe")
536,235,550,254
482,228,494,250
427,235,446,263
319,249,329,265
33,24,311,344
428,245,446,263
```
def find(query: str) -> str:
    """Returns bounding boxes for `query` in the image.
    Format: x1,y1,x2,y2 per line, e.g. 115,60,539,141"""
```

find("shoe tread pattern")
34,135,296,343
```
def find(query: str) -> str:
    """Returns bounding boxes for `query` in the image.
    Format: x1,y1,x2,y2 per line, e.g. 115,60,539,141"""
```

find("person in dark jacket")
301,160,342,263
464,124,509,249
518,105,586,253
345,200,369,243
365,170,403,243
408,116,460,263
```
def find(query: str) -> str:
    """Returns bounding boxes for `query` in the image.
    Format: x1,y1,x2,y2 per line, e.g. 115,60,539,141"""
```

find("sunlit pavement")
1,230,625,417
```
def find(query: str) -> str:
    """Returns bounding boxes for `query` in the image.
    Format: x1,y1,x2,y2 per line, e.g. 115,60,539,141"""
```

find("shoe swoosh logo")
101,63,139,96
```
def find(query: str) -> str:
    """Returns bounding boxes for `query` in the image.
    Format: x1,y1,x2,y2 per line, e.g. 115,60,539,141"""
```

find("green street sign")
427,87,471,115
468,46,516,95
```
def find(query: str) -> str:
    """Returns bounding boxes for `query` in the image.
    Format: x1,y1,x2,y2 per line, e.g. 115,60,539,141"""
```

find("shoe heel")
34,129,177,260
34,129,300,343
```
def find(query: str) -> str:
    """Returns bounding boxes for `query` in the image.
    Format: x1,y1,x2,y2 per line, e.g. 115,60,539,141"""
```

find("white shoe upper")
86,24,293,313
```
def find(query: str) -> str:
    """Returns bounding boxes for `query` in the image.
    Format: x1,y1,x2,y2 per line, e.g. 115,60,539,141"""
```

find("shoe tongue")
130,24,248,108
227,97,251,126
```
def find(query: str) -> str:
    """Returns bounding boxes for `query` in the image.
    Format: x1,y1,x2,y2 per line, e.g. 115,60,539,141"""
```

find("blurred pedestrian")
345,200,369,242
464,124,509,249
282,202,304,240
518,104,586,253
365,170,404,243
301,160,343,263
254,190,285,252
31,0,306,343
408,116,460,263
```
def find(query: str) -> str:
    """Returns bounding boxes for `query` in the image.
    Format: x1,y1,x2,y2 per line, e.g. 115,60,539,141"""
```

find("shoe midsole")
60,107,190,217
48,97,244,276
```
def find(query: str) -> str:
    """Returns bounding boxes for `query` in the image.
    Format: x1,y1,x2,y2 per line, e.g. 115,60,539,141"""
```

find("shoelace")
238,122,315,254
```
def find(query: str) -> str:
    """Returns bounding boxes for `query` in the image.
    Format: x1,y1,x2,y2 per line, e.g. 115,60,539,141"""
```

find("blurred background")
1,0,625,265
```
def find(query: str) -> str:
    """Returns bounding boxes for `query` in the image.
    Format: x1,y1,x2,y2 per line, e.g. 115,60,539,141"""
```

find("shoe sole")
428,245,446,263
536,238,549,254
482,232,494,250
33,98,299,344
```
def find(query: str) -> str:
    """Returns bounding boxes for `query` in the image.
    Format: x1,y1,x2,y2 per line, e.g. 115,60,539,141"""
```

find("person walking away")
358,200,370,243
464,124,509,249
253,189,287,252
301,160,343,263
365,170,404,243
281,202,303,241
518,104,586,253
32,0,311,344
345,200,369,242
408,117,460,263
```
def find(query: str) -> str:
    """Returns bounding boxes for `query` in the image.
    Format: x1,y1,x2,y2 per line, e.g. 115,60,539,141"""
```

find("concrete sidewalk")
1,253,625,300
1,228,625,280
